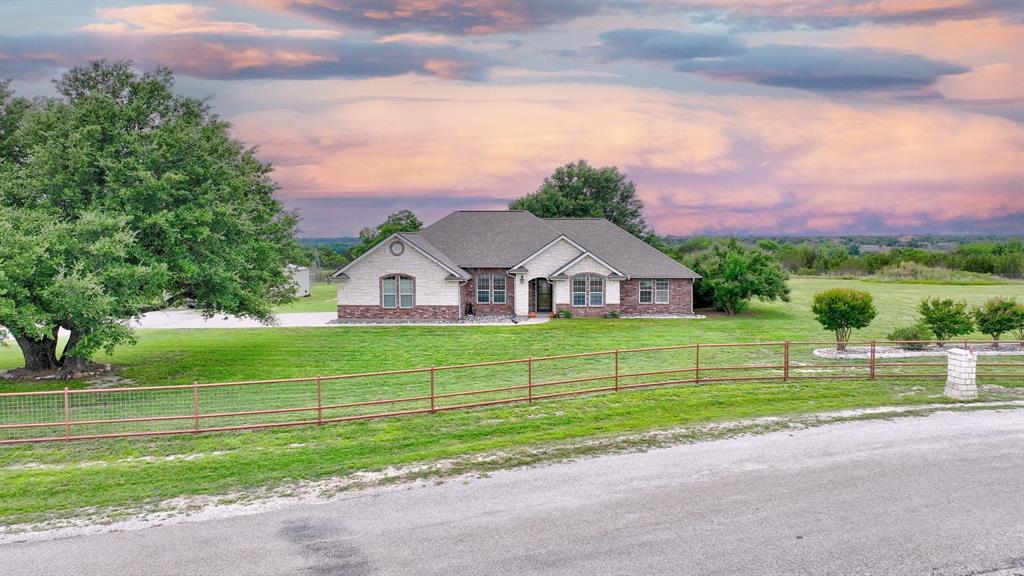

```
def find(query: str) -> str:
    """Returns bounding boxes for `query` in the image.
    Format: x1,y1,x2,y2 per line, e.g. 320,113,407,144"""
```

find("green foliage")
811,288,878,350
510,160,656,244
350,209,422,259
917,297,973,344
0,61,301,369
604,310,620,319
557,309,573,319
971,297,1021,345
683,240,790,315
886,322,933,350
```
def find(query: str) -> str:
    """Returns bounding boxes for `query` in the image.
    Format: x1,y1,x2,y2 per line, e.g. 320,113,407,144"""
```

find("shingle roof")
408,210,700,279
543,218,700,279
398,232,470,278
418,211,560,268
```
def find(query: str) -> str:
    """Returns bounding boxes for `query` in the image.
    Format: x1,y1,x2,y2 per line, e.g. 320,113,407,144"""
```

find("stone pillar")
945,348,977,400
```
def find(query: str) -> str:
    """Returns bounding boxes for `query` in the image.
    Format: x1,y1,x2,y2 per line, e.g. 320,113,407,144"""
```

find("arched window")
382,275,414,309
572,274,605,307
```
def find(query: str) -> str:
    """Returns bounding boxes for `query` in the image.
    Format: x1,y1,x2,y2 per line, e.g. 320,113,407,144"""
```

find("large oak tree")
0,61,302,374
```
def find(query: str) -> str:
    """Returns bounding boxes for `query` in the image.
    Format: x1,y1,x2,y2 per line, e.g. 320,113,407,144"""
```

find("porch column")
513,273,529,317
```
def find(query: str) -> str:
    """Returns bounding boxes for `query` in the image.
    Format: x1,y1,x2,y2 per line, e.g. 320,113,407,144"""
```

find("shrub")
886,322,933,350
917,297,973,345
811,289,878,351
604,310,620,319
972,297,1021,347
1012,302,1024,343
557,309,573,319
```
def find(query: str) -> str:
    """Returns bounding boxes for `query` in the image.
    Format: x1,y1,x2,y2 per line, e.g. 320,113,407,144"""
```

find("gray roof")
397,232,470,278
418,211,560,268
543,218,700,279
407,211,699,279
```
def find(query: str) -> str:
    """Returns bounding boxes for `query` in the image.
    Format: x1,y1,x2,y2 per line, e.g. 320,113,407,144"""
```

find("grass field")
0,277,1021,526
271,281,338,313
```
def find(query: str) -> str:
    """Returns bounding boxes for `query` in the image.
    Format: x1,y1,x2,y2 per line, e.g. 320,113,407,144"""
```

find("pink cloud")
82,3,339,38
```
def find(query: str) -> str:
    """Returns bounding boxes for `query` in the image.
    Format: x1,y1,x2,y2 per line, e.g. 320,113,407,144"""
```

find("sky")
1,1,1022,237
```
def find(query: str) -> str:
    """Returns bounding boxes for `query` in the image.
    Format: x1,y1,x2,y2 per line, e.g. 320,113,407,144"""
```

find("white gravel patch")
813,344,1024,360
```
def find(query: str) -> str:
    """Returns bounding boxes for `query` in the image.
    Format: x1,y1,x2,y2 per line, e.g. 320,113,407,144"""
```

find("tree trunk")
59,329,91,377
992,335,999,349
13,331,60,372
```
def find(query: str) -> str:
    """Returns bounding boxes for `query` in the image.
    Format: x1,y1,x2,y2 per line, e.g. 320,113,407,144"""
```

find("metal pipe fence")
1,339,1021,444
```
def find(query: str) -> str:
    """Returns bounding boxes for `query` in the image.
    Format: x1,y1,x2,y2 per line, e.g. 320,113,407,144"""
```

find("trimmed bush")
811,288,878,351
557,310,573,319
972,297,1021,347
604,310,620,319
886,322,933,350
917,297,973,345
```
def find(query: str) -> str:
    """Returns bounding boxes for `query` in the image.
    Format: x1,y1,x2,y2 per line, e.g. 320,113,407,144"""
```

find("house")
330,210,700,320
285,264,311,297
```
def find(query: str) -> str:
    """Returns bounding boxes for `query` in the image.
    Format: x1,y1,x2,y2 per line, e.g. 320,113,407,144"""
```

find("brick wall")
563,303,620,317
337,305,460,320
461,268,514,316
618,278,693,315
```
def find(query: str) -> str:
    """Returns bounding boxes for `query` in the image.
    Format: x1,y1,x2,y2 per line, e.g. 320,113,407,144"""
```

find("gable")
514,237,583,278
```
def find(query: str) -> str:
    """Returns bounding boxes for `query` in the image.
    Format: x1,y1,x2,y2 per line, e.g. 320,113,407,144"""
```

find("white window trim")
382,274,414,309
477,272,509,305
655,278,670,305
638,279,654,305
572,274,605,307
492,274,507,304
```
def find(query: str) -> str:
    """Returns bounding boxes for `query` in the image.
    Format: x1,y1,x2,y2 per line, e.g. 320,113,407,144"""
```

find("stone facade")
562,303,620,317
337,304,460,320
461,268,515,316
618,278,694,316
944,348,977,400
336,238,460,308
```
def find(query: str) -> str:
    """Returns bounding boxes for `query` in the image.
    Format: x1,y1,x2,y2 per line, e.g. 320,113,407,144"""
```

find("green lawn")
0,277,1021,526
271,281,337,313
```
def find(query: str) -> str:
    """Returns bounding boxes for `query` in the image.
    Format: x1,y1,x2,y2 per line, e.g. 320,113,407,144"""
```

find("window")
572,276,587,306
382,275,414,308
476,274,490,303
492,274,506,304
382,276,397,308
655,279,670,304
573,274,605,307
638,279,654,304
477,273,508,304
399,276,414,308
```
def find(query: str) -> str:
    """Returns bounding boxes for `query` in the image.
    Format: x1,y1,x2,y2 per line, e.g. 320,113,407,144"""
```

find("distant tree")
350,210,422,258
0,61,301,374
811,289,877,350
971,297,1019,347
686,240,790,315
511,160,657,244
917,297,974,346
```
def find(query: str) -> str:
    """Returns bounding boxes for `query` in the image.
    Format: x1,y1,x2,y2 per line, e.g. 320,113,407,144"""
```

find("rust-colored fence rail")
1,339,1021,445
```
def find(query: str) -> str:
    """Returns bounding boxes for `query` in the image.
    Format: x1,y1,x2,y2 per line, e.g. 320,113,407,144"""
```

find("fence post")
193,380,200,431
317,374,323,425
63,387,71,441
870,340,876,380
783,341,789,381
430,367,436,414
528,357,533,403
695,343,701,384
614,349,620,391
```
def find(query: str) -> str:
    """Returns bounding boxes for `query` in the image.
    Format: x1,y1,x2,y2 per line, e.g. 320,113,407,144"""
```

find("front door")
535,279,552,312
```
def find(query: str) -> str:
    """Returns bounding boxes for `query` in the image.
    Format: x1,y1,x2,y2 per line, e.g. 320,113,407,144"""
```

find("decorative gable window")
655,279,670,304
638,279,654,304
382,275,414,309
572,274,604,307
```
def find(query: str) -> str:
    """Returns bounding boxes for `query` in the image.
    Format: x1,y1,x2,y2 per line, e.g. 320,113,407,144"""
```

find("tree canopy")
510,160,657,244
0,61,301,373
811,288,877,350
680,240,790,315
350,209,423,259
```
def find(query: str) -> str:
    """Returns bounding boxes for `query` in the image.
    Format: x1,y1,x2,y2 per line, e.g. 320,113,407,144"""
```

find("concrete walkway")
3,409,1021,575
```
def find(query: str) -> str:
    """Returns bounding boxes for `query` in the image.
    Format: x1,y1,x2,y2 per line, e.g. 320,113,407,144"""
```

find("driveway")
2,409,1022,576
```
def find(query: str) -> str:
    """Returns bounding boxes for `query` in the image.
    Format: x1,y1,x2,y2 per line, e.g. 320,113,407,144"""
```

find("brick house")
331,211,700,320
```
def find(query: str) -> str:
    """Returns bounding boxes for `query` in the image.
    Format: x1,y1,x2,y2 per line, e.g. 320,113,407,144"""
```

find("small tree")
918,297,973,346
685,240,790,315
811,289,877,351
348,210,422,259
1011,301,1024,343
972,297,1020,347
